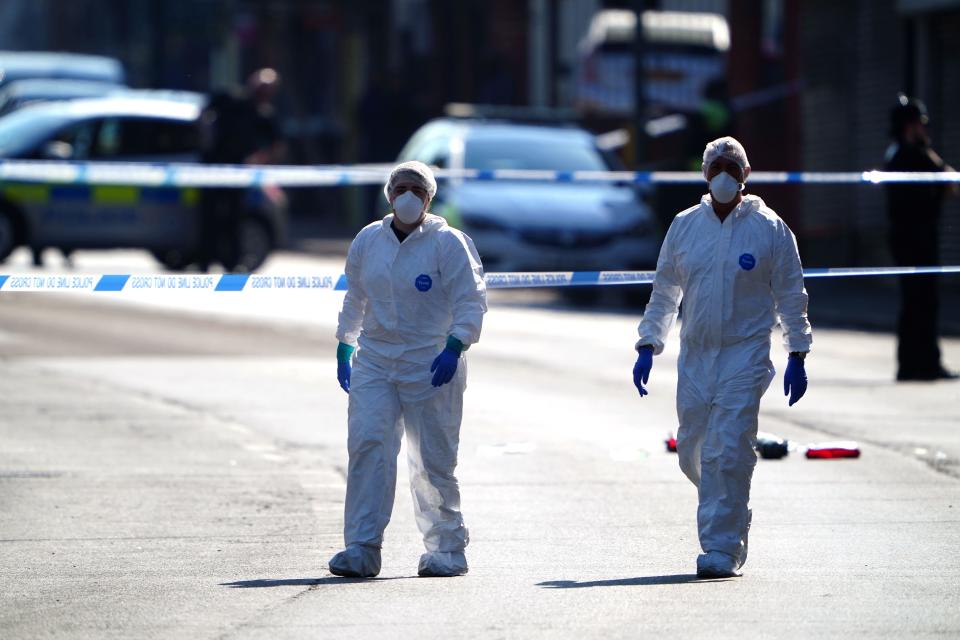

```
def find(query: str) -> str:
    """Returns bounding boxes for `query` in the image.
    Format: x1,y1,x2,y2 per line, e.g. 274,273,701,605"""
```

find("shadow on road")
537,574,729,588
221,576,412,588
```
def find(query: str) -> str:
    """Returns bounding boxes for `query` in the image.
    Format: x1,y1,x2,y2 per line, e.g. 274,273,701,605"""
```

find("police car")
0,95,285,271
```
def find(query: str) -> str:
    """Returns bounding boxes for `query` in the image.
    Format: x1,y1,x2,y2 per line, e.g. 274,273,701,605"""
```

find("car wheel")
225,217,273,273
152,249,195,272
561,287,600,307
0,210,16,263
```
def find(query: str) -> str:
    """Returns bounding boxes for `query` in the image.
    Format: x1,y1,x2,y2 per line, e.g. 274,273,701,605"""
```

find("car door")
406,132,451,203
87,116,200,249
28,117,103,248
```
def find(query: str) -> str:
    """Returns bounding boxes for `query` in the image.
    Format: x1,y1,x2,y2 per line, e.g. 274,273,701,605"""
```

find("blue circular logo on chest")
415,274,433,291
739,253,756,271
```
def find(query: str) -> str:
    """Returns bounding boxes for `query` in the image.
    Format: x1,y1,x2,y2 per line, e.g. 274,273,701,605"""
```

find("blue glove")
633,347,653,397
337,342,354,394
337,361,351,393
783,354,807,406
430,336,463,387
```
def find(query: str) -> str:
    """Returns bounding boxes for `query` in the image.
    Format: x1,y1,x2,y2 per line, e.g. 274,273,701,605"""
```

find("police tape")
2,159,959,187
1,266,958,293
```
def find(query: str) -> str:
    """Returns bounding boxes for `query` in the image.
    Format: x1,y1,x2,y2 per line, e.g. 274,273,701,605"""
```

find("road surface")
1,249,959,638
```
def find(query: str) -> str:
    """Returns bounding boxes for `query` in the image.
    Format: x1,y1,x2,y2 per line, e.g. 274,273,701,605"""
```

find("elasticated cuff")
445,335,464,354
337,342,355,363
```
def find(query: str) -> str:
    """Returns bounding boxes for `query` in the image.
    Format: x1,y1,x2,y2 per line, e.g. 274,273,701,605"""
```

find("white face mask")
709,171,742,204
393,191,425,224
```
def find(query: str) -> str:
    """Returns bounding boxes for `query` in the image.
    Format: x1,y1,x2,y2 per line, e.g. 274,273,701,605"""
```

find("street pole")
633,0,649,167
528,0,550,108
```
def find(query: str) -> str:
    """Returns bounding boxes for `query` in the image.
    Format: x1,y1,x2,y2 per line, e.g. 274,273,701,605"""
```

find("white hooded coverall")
637,194,812,568
336,213,487,574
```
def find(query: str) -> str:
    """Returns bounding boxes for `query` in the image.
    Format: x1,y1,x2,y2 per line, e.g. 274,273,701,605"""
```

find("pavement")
1,248,959,638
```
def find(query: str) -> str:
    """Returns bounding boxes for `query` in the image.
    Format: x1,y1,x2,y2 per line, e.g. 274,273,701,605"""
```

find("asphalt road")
1,249,959,639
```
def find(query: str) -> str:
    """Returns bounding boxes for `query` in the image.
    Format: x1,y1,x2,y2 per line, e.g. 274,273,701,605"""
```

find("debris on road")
756,431,790,459
805,441,862,459
665,432,677,453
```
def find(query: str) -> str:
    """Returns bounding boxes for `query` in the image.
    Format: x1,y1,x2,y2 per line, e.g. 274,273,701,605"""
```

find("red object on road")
805,442,861,459
666,433,677,453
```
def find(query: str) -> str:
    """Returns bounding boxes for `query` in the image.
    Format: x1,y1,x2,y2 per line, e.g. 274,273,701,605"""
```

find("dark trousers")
897,275,941,376
199,187,241,270
890,222,942,376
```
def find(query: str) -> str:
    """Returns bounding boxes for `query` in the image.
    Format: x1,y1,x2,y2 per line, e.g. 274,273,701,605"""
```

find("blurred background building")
0,0,957,267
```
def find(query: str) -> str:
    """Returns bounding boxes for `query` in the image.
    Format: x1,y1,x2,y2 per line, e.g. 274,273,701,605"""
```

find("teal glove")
337,342,354,394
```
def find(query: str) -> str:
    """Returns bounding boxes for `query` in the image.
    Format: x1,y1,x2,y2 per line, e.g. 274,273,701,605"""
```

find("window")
92,118,198,159
464,135,609,172
46,119,98,159
403,131,450,169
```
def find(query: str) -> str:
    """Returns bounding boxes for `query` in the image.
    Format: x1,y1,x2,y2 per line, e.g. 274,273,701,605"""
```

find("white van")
575,9,730,116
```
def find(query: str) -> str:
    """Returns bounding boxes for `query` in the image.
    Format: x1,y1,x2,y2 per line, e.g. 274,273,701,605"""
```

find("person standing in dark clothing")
884,93,957,381
198,68,284,271
201,68,284,166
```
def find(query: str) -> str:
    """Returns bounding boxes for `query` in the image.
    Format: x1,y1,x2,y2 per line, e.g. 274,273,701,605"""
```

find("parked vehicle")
0,78,128,117
575,10,730,117
0,81,207,117
0,96,285,271
396,117,661,283
0,51,126,89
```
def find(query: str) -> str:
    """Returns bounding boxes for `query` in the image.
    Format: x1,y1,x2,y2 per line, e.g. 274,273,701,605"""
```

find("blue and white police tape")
2,266,958,293
1,159,959,187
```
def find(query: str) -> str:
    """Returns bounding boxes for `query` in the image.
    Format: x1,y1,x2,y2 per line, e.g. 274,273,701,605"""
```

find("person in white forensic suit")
330,161,487,578
632,137,812,578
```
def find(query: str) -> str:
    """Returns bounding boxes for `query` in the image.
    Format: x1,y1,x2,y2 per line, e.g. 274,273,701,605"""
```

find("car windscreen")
599,41,722,57
464,135,611,171
0,109,70,157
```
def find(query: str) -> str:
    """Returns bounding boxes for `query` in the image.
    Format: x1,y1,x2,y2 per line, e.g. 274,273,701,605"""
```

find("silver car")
397,118,661,275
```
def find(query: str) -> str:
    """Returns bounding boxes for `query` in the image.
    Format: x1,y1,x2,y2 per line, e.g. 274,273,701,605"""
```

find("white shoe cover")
696,551,741,578
328,545,381,578
738,509,752,569
417,551,468,577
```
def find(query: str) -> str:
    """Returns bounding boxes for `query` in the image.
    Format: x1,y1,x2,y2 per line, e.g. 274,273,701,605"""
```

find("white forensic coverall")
335,213,487,576
638,194,812,569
